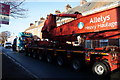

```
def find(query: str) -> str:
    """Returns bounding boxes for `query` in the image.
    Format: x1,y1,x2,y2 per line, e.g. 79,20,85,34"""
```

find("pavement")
2,53,36,80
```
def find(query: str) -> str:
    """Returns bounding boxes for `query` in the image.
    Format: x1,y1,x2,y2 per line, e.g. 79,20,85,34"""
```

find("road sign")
0,3,10,25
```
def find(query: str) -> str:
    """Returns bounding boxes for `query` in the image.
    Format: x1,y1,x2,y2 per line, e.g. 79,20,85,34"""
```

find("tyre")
16,46,20,52
33,53,36,58
92,62,110,76
12,48,15,51
30,50,34,57
12,47,16,51
25,52,28,56
46,54,53,63
28,53,31,56
25,48,28,56
38,54,43,60
71,59,83,71
57,56,65,66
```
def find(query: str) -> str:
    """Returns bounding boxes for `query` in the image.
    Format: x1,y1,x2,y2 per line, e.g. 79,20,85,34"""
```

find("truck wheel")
71,59,82,71
46,54,52,63
13,48,15,51
12,47,16,51
92,62,110,76
57,56,64,66
16,47,20,52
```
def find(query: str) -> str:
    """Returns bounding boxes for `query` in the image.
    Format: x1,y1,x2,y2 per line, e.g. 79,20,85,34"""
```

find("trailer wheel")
38,54,43,60
92,62,110,76
33,53,36,58
25,49,30,56
30,50,34,57
28,53,31,56
25,48,28,56
25,51,29,56
71,59,82,71
57,56,64,66
46,54,53,63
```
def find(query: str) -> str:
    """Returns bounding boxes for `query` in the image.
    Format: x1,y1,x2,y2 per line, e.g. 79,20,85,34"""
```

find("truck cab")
13,32,33,52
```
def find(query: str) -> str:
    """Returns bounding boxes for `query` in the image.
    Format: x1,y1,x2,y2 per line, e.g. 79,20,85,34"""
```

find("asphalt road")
2,47,120,80
2,54,36,80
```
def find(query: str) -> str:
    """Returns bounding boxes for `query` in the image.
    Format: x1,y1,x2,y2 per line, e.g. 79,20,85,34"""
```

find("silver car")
4,42,12,48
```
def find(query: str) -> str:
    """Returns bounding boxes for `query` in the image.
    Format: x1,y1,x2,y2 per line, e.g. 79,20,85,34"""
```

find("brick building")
24,18,45,39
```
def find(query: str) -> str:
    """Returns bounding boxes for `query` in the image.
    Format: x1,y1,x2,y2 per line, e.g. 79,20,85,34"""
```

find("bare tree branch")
10,0,25,10
0,31,11,44
2,0,28,18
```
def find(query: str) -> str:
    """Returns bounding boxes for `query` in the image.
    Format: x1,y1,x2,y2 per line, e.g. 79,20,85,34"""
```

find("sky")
0,0,91,36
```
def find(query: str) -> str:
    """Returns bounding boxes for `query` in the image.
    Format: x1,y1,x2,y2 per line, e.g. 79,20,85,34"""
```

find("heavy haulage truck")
12,32,33,52
25,2,120,76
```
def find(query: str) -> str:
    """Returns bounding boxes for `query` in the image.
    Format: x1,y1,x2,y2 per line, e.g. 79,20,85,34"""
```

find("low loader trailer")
25,44,120,76
25,2,120,76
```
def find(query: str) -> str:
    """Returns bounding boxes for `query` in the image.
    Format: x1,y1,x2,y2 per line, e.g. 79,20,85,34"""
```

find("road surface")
2,47,120,80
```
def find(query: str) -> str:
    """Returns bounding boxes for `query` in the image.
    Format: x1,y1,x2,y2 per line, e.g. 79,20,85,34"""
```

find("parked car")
4,42,12,48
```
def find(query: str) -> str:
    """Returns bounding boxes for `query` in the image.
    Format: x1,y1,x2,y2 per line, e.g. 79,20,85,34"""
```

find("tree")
1,0,28,18
0,31,11,44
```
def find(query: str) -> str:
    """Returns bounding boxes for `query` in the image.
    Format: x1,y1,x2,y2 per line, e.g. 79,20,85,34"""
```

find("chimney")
34,21,38,26
30,23,34,26
80,0,87,6
65,4,72,11
40,17,45,20
55,10,61,14
37,17,45,25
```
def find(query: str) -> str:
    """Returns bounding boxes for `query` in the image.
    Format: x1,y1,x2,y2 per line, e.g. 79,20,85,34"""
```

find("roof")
24,24,37,31
65,0,120,16
24,20,45,32
25,0,120,32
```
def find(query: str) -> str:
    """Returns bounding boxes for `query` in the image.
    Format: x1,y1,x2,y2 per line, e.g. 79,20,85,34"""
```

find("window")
6,43,11,45
100,39,108,47
85,40,92,48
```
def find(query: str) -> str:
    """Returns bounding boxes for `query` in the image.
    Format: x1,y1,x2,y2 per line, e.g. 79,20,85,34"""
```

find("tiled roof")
24,24,37,31
65,0,120,15
24,20,45,32
25,0,120,32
